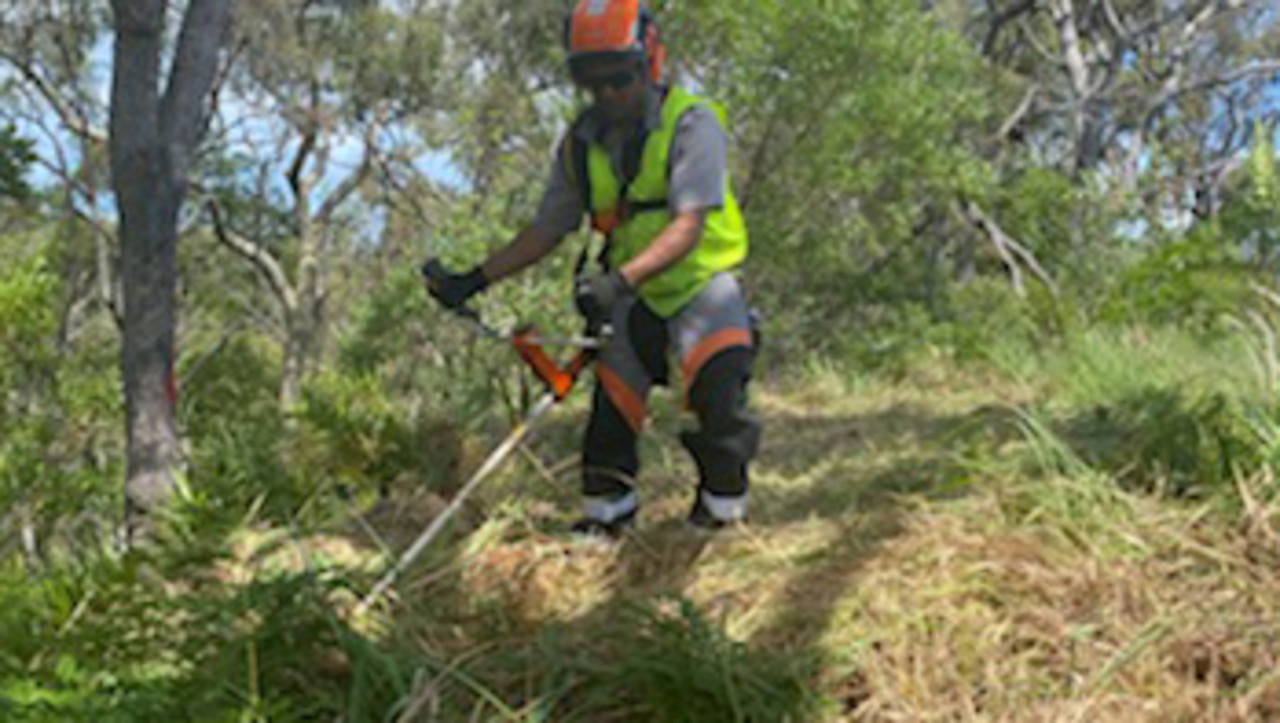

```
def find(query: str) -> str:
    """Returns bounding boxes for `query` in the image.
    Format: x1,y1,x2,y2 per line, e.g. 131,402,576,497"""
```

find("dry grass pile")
823,478,1280,722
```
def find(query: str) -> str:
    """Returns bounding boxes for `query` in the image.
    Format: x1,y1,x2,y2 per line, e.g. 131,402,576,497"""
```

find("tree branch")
1049,0,1090,101
206,198,298,312
0,48,107,145
371,148,438,230
1099,0,1133,40
314,127,378,226
160,0,234,179
739,104,784,212
1018,15,1061,68
1143,59,1279,137
957,199,1060,297
287,127,317,203
1152,1,1243,112
31,154,123,321
998,82,1039,141
981,0,1038,57
109,0,164,179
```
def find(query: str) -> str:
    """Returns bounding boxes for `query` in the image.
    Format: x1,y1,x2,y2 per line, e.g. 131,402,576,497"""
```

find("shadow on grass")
1051,386,1258,498
735,403,1022,713
213,395,1027,720
426,399,1027,720
752,402,1021,523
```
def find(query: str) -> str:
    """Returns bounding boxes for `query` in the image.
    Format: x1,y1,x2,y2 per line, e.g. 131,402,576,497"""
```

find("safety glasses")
576,68,638,94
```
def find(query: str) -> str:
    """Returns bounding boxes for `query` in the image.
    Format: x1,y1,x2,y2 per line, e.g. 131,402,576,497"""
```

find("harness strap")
564,94,673,277
564,129,596,277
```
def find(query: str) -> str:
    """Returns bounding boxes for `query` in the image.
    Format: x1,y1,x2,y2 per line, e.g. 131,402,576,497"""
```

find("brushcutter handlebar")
422,257,605,348
421,258,607,397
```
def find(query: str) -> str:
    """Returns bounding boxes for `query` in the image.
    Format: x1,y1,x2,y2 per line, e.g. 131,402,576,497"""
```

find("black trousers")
581,300,760,500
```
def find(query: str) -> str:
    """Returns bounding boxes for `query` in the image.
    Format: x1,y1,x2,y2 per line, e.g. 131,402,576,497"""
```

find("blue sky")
4,31,467,220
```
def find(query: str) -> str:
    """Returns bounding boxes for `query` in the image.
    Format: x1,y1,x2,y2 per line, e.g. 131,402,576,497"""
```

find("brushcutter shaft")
355,393,558,616
360,258,608,615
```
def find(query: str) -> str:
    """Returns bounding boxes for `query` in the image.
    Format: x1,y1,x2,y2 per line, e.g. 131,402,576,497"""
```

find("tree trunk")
117,146,184,541
279,118,327,415
109,0,233,544
280,310,309,413
280,259,325,414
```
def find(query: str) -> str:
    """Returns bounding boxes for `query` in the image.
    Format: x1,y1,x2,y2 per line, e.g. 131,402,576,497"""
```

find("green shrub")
1060,388,1267,497
1100,224,1255,329
294,369,465,499
0,251,122,557
182,334,290,521
0,525,417,723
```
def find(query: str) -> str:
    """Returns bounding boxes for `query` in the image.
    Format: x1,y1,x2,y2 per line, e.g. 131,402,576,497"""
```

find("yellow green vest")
584,87,748,317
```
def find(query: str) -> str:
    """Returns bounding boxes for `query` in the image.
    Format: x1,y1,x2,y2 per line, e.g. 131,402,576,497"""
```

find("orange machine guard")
512,326,592,400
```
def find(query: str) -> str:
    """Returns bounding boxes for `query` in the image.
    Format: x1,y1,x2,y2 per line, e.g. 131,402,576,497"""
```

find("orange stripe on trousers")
597,363,647,434
682,328,753,402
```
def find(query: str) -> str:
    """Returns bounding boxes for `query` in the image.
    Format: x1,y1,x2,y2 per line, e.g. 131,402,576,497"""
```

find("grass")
3,326,1280,720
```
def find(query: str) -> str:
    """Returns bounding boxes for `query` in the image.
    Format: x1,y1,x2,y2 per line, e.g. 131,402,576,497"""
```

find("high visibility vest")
579,87,748,317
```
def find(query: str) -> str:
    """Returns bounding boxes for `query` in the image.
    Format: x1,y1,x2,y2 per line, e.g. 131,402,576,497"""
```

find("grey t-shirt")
533,90,728,239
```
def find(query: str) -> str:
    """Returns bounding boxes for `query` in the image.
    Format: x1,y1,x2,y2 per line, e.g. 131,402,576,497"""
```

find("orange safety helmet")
565,0,667,85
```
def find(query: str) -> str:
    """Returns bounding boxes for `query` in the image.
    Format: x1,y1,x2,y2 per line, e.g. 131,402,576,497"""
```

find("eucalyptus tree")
0,4,123,560
1,0,237,542
0,1,121,325
966,0,1280,217
444,0,568,203
204,0,447,413
108,0,234,542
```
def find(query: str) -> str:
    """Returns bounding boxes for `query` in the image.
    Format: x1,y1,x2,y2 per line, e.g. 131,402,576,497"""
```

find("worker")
427,0,759,538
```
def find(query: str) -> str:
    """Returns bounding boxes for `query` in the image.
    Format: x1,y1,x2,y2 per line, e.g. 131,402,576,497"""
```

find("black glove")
425,265,488,311
574,271,631,331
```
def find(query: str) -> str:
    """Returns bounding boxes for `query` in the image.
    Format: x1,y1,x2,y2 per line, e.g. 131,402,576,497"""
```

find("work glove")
424,264,488,311
574,271,631,333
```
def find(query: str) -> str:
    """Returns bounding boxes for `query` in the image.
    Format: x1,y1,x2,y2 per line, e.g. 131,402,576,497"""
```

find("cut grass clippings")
379,338,1280,721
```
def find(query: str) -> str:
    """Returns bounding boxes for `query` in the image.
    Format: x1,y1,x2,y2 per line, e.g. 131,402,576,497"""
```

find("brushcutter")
354,260,606,616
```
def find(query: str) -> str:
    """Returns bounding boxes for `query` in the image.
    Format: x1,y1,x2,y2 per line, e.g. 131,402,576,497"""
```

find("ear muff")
641,8,666,84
